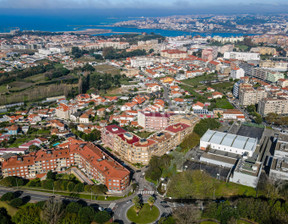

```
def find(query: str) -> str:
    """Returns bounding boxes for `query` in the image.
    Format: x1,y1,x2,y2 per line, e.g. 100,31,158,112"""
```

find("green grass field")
167,170,257,199
127,203,160,224
24,73,46,83
181,74,218,86
9,137,35,148
95,64,121,76
215,99,234,109
0,201,18,216
212,82,234,93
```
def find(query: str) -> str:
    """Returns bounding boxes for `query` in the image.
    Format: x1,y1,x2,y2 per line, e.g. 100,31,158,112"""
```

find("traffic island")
126,203,160,224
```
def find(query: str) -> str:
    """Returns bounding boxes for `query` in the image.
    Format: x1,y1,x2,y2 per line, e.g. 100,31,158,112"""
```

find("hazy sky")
0,0,287,9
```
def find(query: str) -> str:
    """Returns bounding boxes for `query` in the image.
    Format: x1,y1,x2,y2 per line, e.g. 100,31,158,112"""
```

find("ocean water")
0,9,249,37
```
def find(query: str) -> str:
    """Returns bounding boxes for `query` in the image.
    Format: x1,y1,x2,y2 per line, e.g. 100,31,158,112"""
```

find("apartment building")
165,123,193,145
224,52,260,61
101,125,127,150
160,49,188,59
2,142,130,192
149,132,175,156
114,132,156,165
269,134,288,181
138,111,173,130
239,86,267,106
230,67,245,80
55,103,77,120
258,98,288,116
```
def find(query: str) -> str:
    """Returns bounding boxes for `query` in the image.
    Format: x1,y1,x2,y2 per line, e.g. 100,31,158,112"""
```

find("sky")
0,0,287,9
0,0,287,15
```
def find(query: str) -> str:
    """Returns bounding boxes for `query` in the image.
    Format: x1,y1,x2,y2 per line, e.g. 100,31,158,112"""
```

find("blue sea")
0,9,250,37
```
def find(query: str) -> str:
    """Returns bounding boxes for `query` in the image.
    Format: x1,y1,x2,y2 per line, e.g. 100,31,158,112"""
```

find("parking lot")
183,160,231,181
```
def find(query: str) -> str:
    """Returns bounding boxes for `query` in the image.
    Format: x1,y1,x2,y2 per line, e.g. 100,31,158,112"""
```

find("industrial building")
200,130,258,157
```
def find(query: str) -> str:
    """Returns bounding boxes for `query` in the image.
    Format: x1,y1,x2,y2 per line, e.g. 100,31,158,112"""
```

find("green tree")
132,195,141,205
47,171,56,180
91,184,108,195
78,207,95,224
147,196,155,210
0,177,26,187
0,207,12,224
73,183,84,192
9,198,23,208
193,118,221,137
66,202,82,214
134,202,142,216
12,204,43,224
41,179,54,190
67,182,75,192
93,211,111,224
27,178,41,187
61,213,80,224
0,192,15,201
247,105,256,113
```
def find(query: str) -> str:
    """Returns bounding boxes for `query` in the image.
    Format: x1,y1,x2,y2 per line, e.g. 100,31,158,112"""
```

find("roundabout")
126,203,160,224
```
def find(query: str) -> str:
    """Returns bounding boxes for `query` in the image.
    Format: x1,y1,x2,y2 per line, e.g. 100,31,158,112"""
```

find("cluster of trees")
0,192,25,208
265,113,288,126
2,196,113,224
116,33,164,44
71,47,89,59
102,47,147,60
0,63,55,85
44,66,70,80
0,176,28,187
145,155,172,183
0,173,108,195
72,129,101,142
203,198,288,224
0,83,74,106
131,195,155,216
71,47,104,61
88,73,128,92
246,105,263,124
193,118,221,137
179,132,200,153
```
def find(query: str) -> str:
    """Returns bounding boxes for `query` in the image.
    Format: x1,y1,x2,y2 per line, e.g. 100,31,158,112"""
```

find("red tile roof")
165,123,190,133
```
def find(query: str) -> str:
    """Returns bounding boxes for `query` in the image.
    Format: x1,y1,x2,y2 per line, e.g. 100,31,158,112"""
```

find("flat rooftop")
236,124,264,140
201,130,257,151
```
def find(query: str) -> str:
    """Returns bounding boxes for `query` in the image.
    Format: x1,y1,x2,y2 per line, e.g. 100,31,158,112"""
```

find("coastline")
0,26,258,37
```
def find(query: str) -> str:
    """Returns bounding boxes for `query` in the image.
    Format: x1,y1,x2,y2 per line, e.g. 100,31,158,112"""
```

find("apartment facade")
114,132,156,165
258,98,288,116
239,87,267,106
138,111,173,130
2,142,130,192
101,125,127,150
161,49,188,59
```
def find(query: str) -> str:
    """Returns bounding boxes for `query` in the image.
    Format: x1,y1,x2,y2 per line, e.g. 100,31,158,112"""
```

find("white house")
231,67,245,79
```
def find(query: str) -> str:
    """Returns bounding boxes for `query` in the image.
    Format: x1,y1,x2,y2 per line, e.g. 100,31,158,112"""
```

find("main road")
0,168,172,224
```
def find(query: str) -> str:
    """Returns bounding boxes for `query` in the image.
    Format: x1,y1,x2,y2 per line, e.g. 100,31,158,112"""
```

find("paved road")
0,168,172,224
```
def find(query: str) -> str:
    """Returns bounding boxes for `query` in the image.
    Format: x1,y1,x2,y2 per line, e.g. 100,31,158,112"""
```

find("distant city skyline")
0,0,288,11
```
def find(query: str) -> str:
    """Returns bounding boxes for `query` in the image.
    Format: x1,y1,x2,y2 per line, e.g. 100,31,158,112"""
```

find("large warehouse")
200,130,257,157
